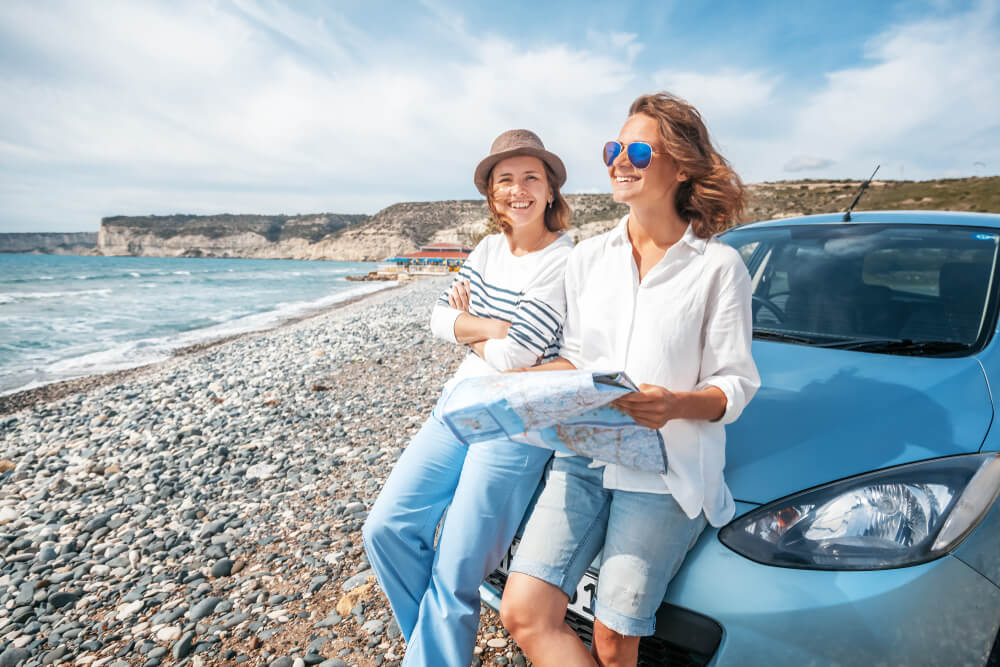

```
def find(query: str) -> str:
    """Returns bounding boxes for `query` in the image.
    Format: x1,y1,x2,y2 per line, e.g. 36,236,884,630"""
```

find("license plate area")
496,538,598,622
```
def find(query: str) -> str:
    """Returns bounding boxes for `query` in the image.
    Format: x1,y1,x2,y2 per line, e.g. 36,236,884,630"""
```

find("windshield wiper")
753,328,820,344
817,338,971,355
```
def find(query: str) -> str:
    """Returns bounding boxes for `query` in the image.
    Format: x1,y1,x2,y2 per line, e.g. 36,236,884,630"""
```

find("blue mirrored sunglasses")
602,141,661,169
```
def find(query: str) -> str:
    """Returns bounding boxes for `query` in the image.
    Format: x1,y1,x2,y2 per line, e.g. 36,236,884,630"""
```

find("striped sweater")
430,232,574,390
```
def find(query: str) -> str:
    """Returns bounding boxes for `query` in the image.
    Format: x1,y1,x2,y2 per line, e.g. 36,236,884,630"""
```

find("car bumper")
482,502,1000,666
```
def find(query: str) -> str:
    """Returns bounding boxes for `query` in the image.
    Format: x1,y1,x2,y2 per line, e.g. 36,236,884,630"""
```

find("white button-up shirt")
560,216,760,526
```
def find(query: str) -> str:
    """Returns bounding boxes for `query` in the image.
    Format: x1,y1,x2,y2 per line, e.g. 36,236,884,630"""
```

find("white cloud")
784,155,836,172
651,68,780,121
0,0,641,231
773,2,1000,180
1,1,997,231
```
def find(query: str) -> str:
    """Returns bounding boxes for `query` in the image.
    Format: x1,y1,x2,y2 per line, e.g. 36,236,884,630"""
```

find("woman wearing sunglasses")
363,129,574,666
500,93,760,667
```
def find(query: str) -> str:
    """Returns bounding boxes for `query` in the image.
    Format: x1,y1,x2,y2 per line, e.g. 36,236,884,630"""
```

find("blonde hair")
629,92,746,237
486,161,571,235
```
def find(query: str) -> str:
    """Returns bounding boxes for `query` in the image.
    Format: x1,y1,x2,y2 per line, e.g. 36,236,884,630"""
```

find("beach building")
379,242,471,275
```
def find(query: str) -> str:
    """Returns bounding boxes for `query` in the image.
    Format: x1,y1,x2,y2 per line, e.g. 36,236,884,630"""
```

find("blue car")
482,210,1000,666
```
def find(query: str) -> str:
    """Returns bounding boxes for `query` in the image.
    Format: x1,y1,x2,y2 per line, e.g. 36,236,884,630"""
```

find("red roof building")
381,242,472,273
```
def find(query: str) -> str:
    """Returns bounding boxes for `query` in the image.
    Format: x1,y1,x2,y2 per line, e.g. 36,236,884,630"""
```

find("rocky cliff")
0,232,98,254
98,213,368,259
86,176,1000,260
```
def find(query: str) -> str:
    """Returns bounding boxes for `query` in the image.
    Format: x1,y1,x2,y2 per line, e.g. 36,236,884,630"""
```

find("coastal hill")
97,213,368,258
0,232,97,254
5,177,997,259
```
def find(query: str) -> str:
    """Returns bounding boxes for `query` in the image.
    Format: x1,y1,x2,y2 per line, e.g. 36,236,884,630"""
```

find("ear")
677,172,688,182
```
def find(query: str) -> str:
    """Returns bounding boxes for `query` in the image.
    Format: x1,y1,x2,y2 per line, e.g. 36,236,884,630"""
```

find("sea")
0,254,392,395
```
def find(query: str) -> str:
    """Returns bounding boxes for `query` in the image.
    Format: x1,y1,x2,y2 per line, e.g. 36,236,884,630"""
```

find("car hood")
726,341,994,505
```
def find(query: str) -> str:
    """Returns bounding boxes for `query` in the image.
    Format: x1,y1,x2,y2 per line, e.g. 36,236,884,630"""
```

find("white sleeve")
693,255,761,424
430,305,462,343
429,239,487,344
556,247,586,368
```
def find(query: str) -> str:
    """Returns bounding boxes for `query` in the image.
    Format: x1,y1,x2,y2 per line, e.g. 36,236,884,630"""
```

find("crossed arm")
447,279,510,356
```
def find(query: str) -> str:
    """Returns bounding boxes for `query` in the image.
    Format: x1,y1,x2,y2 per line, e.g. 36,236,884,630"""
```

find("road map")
438,370,668,474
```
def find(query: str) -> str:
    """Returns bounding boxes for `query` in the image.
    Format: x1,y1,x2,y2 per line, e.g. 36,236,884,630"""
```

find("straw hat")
473,129,567,196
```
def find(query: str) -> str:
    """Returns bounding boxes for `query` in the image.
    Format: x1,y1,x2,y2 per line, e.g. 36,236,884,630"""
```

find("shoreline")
1,276,463,666
0,274,530,666
0,282,402,416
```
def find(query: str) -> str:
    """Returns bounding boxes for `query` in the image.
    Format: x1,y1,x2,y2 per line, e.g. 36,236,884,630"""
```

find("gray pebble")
0,647,31,667
211,558,234,577
360,619,385,635
189,596,221,621
172,632,195,660
341,569,373,592
313,611,342,629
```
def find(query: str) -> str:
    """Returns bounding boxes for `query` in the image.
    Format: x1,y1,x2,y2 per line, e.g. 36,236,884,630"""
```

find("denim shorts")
509,455,706,637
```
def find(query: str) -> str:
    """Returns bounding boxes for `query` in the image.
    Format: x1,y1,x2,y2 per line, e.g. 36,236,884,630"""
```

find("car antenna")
842,164,880,222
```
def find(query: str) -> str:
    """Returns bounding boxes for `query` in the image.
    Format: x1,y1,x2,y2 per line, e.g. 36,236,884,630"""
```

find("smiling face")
489,155,552,230
609,113,686,210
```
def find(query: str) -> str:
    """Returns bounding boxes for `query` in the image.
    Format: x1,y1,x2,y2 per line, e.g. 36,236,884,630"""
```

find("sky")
1,0,998,232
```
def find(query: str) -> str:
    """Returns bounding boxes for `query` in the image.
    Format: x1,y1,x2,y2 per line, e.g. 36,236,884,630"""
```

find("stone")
308,575,328,594
335,583,372,617
486,638,508,649
211,559,234,578
0,647,31,667
48,591,81,608
156,626,181,642
116,600,144,620
189,597,221,622
41,646,68,665
313,611,342,629
172,632,195,660
340,570,373,592
360,619,385,635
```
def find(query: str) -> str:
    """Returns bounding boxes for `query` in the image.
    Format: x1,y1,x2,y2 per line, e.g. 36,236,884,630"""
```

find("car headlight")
719,453,1000,570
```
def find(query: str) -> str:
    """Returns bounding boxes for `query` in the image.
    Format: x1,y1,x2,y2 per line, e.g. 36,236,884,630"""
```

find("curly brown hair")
486,161,571,236
629,92,746,237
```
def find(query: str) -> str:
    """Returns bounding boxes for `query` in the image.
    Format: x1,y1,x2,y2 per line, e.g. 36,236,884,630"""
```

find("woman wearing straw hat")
363,129,574,666
499,93,760,667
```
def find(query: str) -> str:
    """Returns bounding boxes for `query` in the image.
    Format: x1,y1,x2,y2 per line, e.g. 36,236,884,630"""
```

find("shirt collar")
611,214,710,254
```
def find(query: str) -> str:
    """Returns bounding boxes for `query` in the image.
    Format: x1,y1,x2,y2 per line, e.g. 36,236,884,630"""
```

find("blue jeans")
362,413,552,667
510,455,706,636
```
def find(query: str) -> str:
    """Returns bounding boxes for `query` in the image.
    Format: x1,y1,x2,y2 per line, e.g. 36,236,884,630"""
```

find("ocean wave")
0,288,113,302
0,281,395,396
66,268,228,281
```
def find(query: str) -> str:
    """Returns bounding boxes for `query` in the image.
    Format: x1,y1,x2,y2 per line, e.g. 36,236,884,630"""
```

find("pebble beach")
0,277,530,667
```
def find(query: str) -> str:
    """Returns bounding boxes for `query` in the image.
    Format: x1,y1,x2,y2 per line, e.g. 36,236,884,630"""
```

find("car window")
721,224,999,355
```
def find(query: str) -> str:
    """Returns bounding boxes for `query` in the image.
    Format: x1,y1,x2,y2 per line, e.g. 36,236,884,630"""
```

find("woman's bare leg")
501,573,596,667
591,620,640,667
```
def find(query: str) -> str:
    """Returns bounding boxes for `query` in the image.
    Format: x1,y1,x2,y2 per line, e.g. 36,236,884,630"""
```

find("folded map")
438,370,668,474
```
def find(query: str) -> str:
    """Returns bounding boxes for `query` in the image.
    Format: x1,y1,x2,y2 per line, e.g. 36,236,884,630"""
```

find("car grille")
484,569,721,667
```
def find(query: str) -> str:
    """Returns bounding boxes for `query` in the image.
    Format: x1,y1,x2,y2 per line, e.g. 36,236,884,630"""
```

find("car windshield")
720,223,999,356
